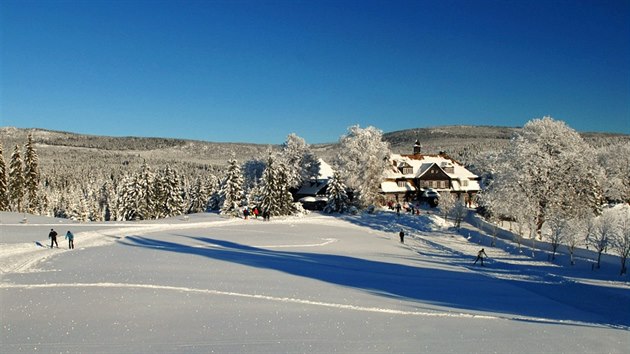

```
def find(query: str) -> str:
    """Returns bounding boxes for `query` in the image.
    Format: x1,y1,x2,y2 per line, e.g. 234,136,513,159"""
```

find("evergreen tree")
155,165,184,218
187,176,208,214
258,154,295,216
116,173,140,221
24,133,41,213
220,159,245,217
136,163,156,219
0,143,9,211
8,145,25,212
324,171,351,213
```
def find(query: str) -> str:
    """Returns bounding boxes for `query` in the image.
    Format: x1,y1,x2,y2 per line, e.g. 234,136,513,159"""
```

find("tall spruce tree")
137,163,156,219
187,176,208,214
155,165,184,218
324,171,351,213
220,159,245,217
24,133,41,213
0,143,8,211
8,145,25,212
258,154,295,216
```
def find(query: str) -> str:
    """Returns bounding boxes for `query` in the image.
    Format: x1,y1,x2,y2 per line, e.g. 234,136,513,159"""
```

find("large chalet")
381,141,480,205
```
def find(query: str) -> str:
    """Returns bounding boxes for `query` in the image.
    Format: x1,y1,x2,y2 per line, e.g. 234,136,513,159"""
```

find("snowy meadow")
1,210,628,353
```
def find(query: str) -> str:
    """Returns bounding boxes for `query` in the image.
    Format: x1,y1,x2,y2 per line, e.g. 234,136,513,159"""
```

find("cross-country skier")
65,231,74,249
49,229,58,248
473,248,487,266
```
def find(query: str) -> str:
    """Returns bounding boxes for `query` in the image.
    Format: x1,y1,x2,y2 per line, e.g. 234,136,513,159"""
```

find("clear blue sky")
1,0,629,144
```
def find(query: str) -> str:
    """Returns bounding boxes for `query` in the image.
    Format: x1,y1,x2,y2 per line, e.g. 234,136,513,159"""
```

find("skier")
49,229,59,248
473,248,488,266
399,229,405,243
243,208,250,220
253,206,260,218
65,230,74,249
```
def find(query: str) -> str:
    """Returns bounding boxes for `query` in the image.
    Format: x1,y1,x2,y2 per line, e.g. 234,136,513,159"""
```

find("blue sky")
1,0,629,144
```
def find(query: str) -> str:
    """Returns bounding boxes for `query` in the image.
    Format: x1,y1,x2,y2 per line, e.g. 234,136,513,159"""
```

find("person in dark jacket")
399,229,405,243
49,229,58,248
65,231,74,249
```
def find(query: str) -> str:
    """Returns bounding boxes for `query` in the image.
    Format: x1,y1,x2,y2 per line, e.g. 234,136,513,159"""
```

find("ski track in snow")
0,218,242,274
0,281,618,329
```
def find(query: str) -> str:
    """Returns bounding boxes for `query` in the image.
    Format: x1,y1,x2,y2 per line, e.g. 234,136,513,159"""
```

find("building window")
440,180,447,189
402,167,413,174
397,180,406,188
462,180,468,187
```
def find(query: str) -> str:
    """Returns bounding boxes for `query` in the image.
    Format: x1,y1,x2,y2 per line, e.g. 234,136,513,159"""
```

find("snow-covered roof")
296,180,328,196
381,181,416,193
388,153,478,180
295,159,334,197
317,158,334,180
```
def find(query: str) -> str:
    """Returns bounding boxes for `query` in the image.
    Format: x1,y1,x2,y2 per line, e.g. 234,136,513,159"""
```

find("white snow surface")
1,210,628,353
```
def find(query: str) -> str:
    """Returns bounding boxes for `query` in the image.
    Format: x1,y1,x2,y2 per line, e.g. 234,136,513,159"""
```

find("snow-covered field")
1,210,628,353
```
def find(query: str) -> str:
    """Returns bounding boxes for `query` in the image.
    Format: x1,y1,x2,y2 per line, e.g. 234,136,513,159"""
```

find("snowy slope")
1,211,628,353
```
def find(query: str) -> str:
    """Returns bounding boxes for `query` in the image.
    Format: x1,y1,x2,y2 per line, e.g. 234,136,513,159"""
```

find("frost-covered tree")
23,133,41,213
136,163,157,219
544,207,570,260
610,205,630,275
324,171,351,214
587,209,617,269
335,125,390,209
0,143,8,211
487,117,603,239
564,217,585,266
187,176,209,214
220,159,245,217
116,173,140,221
155,166,184,218
451,199,468,229
280,133,320,189
8,144,25,212
115,163,156,220
597,142,630,203
439,192,456,221
257,153,295,217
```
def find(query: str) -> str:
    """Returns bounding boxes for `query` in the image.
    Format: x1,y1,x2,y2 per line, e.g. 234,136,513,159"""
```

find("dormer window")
402,166,413,174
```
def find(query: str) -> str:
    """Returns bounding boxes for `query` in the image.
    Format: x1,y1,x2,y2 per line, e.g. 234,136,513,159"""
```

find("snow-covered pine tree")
335,125,390,209
116,173,140,221
258,153,295,217
275,160,296,215
208,177,225,211
8,144,25,212
324,171,351,213
220,159,245,217
0,143,9,211
23,133,41,214
136,163,157,219
155,165,184,218
187,176,208,214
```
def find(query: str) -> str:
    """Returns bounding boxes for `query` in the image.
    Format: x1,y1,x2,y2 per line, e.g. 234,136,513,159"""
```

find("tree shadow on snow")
118,234,629,329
